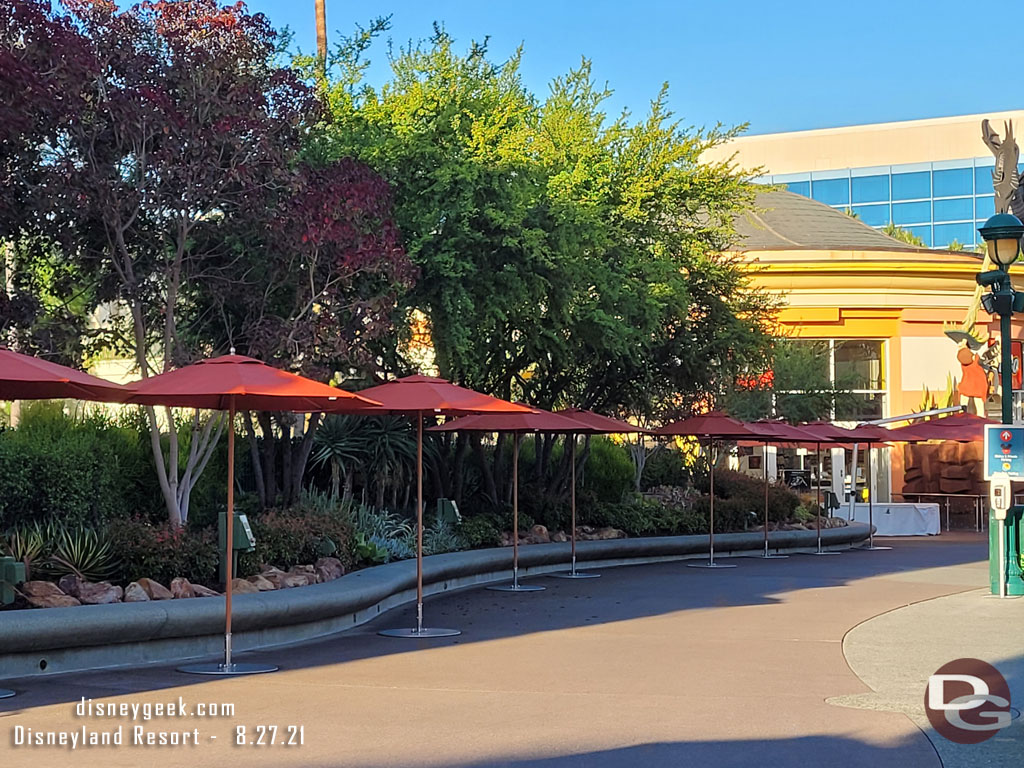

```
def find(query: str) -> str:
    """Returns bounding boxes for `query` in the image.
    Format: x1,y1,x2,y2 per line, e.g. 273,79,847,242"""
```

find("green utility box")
218,511,256,583
1,556,26,605
437,498,461,526
989,504,1024,596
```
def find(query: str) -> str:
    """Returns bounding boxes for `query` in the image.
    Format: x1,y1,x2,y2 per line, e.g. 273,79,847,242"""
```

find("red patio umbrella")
655,412,758,568
352,376,532,637
0,348,124,700
554,409,648,579
431,407,592,591
123,354,381,675
0,346,126,402
888,412,997,443
745,421,825,558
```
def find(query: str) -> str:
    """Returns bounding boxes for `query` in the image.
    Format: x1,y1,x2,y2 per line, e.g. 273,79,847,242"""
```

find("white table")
848,502,941,536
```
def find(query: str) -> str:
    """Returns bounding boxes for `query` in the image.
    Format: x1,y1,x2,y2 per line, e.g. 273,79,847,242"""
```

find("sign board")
782,468,811,490
983,425,1024,479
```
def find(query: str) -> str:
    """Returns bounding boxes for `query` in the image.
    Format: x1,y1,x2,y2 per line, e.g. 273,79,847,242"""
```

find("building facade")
707,110,1024,249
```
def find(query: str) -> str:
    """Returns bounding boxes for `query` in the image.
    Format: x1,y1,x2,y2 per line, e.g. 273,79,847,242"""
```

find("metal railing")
893,492,987,533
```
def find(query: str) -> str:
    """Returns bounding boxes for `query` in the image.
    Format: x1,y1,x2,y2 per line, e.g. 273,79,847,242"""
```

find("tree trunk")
453,433,468,508
471,433,497,505
257,411,278,505
280,416,293,505
288,412,320,505
242,411,266,508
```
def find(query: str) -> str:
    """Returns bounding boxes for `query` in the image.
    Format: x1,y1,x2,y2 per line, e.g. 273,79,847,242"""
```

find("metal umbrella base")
0,689,15,699
807,549,842,556
754,553,789,559
378,627,462,638
858,544,893,551
487,583,546,592
687,561,737,569
179,662,278,676
548,571,601,579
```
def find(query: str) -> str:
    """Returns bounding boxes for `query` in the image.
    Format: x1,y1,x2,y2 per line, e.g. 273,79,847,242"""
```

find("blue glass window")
811,177,849,206
784,181,810,197
975,165,995,194
933,222,976,248
891,171,930,200
932,168,973,197
851,204,890,227
851,175,889,203
975,195,995,220
892,201,931,224
906,224,932,246
933,197,973,222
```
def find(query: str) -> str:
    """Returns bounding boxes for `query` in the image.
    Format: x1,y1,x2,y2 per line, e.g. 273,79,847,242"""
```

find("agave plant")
40,525,118,582
311,415,368,500
1,521,49,581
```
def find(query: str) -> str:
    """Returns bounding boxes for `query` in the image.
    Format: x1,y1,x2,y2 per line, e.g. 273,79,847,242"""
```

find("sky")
243,0,1011,136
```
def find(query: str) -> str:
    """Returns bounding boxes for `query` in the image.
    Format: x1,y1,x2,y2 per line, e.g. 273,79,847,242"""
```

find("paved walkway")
0,533,1000,767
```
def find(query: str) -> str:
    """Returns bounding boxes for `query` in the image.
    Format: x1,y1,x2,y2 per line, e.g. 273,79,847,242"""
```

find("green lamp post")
977,212,1024,596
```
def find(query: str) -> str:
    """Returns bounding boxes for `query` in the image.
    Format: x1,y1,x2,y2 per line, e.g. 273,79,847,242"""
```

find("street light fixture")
979,212,1024,268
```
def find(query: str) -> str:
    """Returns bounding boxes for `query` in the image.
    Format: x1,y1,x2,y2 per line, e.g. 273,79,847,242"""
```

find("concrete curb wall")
0,523,871,678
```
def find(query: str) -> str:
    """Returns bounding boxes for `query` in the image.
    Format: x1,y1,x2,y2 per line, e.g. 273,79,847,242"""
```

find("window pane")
851,204,890,227
834,340,883,390
933,222,976,248
892,201,931,224
891,171,930,200
975,165,995,194
976,195,995,220
851,175,889,203
906,224,932,246
811,177,849,205
835,392,884,421
932,168,973,197
933,197,973,222
784,181,810,196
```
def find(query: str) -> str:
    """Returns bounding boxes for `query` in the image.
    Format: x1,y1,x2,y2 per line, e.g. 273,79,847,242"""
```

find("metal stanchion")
489,433,546,591
550,432,600,579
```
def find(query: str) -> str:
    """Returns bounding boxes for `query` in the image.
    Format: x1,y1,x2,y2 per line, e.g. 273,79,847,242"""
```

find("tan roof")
734,190,971,255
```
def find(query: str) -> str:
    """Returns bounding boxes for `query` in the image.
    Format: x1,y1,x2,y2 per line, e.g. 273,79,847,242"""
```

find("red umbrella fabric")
354,375,534,416
745,421,824,443
121,354,380,674
887,412,997,443
123,354,380,412
655,411,758,439
0,346,125,402
430,408,597,434
555,408,647,434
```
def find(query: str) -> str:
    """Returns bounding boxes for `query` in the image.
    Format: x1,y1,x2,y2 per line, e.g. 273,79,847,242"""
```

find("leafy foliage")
2,520,117,582
107,518,219,587
882,222,926,247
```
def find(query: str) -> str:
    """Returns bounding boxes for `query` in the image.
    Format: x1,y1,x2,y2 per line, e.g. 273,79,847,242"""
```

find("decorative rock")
286,565,317,586
246,574,276,591
260,567,288,589
528,524,550,543
21,581,66,599
191,584,221,598
170,577,195,599
77,581,123,605
280,573,310,589
551,531,568,543
58,574,84,597
230,578,259,595
595,527,626,540
27,593,81,608
314,557,344,583
136,578,172,600
123,582,150,602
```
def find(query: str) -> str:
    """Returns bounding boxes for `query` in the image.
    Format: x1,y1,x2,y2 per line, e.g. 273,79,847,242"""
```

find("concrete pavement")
0,533,999,767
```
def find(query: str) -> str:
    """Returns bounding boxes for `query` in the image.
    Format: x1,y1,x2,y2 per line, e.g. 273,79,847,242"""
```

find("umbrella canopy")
354,375,533,416
887,412,998,443
555,408,647,434
430,407,595,434
122,354,380,412
844,423,903,443
745,420,824,443
655,411,757,439
0,346,125,402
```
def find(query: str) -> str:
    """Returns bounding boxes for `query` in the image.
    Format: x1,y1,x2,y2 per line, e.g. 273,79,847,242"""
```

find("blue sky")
246,0,1007,136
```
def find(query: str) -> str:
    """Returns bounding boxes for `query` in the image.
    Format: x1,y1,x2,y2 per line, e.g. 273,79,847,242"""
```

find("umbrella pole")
550,431,599,579
809,441,839,556
859,442,891,551
688,438,736,569
380,411,462,636
758,440,787,559
489,431,544,591
180,398,277,674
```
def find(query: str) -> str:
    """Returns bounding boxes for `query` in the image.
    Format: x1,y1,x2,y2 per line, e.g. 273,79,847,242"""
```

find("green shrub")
238,507,353,576
640,448,690,490
0,404,155,530
458,515,503,548
694,469,798,524
586,495,705,537
582,437,634,502
106,518,219,586
2,519,118,582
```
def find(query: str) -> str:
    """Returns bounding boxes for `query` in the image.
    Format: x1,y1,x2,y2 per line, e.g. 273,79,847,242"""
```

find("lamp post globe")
978,212,1024,268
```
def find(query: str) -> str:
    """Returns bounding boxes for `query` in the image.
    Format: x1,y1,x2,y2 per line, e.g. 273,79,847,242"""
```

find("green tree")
881,222,927,247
